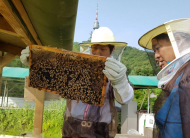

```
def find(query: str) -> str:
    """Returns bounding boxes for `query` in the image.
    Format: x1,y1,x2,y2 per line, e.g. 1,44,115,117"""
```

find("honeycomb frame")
28,45,107,106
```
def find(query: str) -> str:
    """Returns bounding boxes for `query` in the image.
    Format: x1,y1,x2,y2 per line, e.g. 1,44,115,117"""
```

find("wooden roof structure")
0,0,78,90
0,0,78,61
0,1,79,137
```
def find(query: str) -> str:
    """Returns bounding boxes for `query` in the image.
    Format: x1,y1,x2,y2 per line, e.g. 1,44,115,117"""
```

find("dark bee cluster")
29,49,106,105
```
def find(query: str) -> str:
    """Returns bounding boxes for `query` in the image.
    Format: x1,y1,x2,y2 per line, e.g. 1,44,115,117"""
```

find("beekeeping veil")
63,27,123,137
138,18,190,88
79,27,127,61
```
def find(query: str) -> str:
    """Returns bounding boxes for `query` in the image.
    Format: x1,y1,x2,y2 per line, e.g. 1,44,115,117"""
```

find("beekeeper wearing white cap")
138,18,190,138
20,27,134,138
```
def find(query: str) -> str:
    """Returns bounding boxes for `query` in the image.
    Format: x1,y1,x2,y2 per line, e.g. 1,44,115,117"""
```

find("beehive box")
28,45,107,106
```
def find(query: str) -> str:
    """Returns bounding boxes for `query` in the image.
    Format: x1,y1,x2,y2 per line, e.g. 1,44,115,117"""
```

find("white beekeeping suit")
139,18,190,88
62,27,134,138
20,27,134,138
138,18,190,138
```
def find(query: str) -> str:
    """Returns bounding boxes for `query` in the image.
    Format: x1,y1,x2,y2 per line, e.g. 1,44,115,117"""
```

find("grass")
0,99,66,138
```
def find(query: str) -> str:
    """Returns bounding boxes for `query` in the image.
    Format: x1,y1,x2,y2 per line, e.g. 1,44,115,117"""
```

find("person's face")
152,39,176,66
157,60,167,69
91,45,113,57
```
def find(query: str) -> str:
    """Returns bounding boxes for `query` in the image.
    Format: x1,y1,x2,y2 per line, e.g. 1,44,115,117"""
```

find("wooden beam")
0,28,18,37
0,29,26,49
0,42,23,56
0,53,17,67
33,90,45,138
0,14,15,32
24,76,60,101
11,0,42,45
0,0,34,45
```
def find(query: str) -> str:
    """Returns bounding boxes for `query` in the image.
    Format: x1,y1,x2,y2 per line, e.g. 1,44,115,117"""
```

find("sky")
74,0,190,50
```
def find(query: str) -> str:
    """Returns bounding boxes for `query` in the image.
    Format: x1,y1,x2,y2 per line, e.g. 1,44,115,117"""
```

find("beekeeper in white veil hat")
79,27,127,61
61,26,134,138
20,27,134,138
138,18,190,138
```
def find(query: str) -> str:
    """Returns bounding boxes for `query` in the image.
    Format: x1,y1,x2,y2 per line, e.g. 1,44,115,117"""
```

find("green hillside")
121,46,154,76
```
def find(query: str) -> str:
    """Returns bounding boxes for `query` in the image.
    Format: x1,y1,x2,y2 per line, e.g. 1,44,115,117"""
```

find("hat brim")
138,18,190,50
79,42,128,47
138,24,167,50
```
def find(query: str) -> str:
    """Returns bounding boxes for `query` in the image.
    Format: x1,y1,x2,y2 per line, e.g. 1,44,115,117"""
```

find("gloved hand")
103,57,127,85
20,46,30,66
103,57,130,103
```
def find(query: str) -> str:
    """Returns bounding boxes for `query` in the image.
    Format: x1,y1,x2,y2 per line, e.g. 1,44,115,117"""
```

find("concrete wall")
121,101,137,134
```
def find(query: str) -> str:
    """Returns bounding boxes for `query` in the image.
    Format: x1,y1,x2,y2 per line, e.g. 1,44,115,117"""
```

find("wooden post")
6,81,8,107
33,89,45,138
24,76,60,137
2,80,7,107
0,51,3,107
147,88,149,114
139,89,148,111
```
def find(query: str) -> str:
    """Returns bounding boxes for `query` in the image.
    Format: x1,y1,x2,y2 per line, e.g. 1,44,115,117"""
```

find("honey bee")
29,48,106,105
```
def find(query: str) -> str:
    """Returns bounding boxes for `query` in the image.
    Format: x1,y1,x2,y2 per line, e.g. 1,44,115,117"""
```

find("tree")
72,42,80,52
121,46,156,76
133,88,162,110
6,57,28,68
88,31,93,42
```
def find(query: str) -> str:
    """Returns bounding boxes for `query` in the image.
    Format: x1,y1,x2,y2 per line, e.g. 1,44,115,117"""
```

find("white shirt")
70,81,134,123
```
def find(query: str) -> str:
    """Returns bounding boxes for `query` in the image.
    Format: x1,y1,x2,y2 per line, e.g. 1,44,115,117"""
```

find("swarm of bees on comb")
28,45,107,106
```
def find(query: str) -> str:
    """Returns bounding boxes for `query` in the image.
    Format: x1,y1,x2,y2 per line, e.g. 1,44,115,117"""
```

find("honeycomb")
28,45,107,106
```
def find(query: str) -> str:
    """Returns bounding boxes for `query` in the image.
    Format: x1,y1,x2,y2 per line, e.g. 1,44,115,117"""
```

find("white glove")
103,57,130,103
20,46,30,66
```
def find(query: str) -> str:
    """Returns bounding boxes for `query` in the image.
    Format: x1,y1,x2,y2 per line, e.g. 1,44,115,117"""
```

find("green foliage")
0,100,66,137
1,82,25,97
121,46,154,75
0,103,34,136
88,31,93,42
6,57,28,68
72,42,80,52
3,57,28,97
130,67,154,76
42,99,66,138
133,88,162,110
117,112,121,133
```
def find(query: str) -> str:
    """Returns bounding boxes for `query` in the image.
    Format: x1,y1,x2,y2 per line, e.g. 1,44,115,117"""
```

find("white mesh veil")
79,27,127,61
79,43,126,61
157,19,190,81
138,18,190,87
